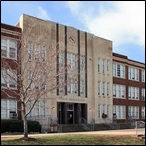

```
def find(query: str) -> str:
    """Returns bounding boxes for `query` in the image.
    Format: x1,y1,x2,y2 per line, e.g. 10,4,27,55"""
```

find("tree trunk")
23,116,28,139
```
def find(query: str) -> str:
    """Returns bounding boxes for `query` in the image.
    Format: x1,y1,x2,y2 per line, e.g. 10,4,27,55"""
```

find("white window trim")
1,38,17,60
128,86,139,100
113,105,126,119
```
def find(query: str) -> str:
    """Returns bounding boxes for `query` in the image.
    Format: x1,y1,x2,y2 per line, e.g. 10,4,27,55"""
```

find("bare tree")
1,19,80,139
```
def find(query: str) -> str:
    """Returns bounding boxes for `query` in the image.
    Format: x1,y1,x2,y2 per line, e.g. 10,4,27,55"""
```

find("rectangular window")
9,40,17,59
35,101,40,118
43,101,46,118
80,55,85,71
107,60,110,73
35,44,40,62
141,107,145,119
28,71,32,89
141,88,145,101
59,75,65,94
128,86,139,100
60,51,65,68
107,82,110,96
113,84,125,98
1,38,17,59
8,70,17,89
117,64,120,77
107,104,110,118
1,100,7,118
113,63,125,78
42,46,46,62
1,99,17,119
128,106,139,119
98,58,100,73
98,81,100,95
28,100,32,117
80,79,85,96
98,104,100,118
1,39,7,57
102,104,106,114
35,73,40,90
42,73,46,92
1,69,7,88
141,70,145,82
113,105,126,119
28,42,32,61
128,67,139,81
102,82,105,96
102,59,105,73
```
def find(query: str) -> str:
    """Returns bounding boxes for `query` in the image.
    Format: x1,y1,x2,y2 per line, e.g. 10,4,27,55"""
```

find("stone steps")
61,124,90,133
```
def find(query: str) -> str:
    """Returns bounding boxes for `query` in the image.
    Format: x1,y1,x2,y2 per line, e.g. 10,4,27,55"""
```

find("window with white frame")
1,38,17,59
98,58,100,73
80,55,85,71
141,107,145,119
102,82,106,96
113,105,126,119
98,104,100,118
141,88,145,101
102,104,106,114
107,60,110,73
42,101,46,118
113,84,125,98
42,73,46,92
80,79,85,96
28,71,32,89
35,101,40,118
128,106,139,119
102,59,105,74
8,70,17,89
1,100,7,118
1,39,7,57
107,82,110,96
98,81,100,95
113,63,125,78
107,104,110,118
28,42,32,61
1,69,7,88
59,51,65,68
59,75,65,94
9,40,17,59
42,46,46,62
1,99,17,119
35,73,40,90
141,70,145,82
1,69,17,89
28,100,32,117
128,86,139,100
35,44,40,62
128,67,139,81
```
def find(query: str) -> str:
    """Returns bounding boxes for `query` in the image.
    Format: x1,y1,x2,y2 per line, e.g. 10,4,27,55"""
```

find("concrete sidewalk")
1,128,145,140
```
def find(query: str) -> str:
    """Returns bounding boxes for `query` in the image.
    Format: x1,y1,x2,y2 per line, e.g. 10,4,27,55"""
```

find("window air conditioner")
102,113,107,118
10,111,18,119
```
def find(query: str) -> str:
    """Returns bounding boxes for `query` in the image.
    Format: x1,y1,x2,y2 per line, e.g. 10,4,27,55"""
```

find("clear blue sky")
1,1,145,63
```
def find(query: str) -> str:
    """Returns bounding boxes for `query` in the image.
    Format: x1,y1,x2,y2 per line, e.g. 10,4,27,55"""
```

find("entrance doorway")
67,111,73,124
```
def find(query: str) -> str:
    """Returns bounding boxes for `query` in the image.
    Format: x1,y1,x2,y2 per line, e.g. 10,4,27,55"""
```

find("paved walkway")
1,128,145,140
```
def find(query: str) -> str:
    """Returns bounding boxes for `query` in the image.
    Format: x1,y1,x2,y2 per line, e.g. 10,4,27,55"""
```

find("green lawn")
1,134,144,145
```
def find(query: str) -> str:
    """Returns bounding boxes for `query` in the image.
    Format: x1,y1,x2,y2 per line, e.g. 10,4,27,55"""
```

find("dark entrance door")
67,111,73,124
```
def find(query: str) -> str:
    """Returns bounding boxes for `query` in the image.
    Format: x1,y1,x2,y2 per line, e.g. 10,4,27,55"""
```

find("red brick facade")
113,53,145,123
1,23,21,119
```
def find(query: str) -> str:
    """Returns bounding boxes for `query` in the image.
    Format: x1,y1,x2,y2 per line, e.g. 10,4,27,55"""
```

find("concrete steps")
61,124,90,133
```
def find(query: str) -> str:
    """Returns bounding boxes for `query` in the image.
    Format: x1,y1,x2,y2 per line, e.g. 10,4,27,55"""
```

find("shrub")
1,119,41,133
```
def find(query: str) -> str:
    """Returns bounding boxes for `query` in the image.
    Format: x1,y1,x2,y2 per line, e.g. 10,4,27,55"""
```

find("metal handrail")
80,117,92,131
135,121,145,135
51,119,62,133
